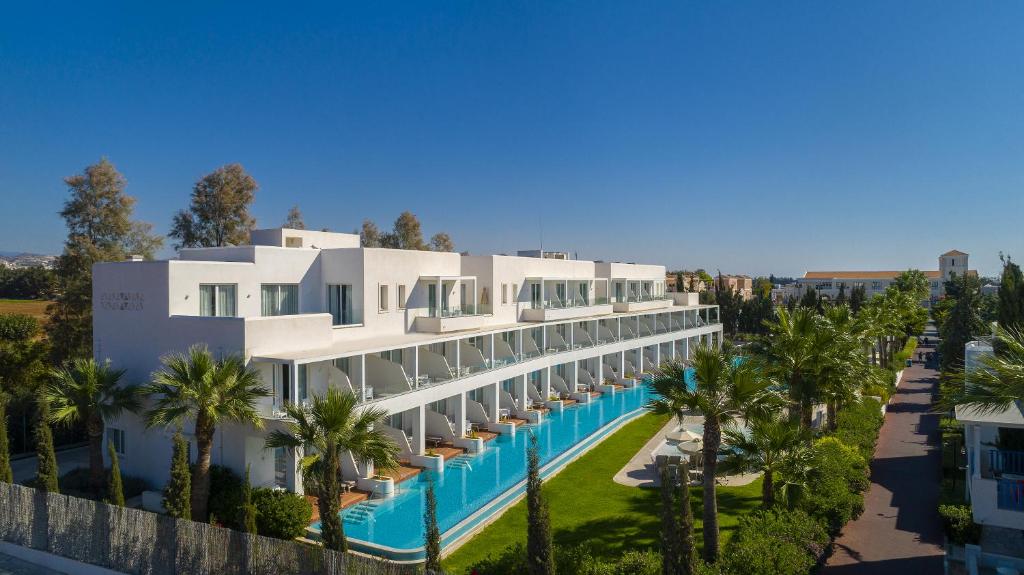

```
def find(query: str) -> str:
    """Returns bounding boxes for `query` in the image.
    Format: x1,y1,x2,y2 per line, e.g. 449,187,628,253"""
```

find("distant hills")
0,252,57,269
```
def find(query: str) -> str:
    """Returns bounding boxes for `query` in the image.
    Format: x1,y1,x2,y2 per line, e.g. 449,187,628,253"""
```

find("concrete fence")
0,481,421,575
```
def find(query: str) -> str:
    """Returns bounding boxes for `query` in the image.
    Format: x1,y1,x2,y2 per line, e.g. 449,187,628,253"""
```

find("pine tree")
424,476,442,574
526,432,554,575
283,205,305,230
164,430,191,519
170,164,257,249
677,463,696,575
850,285,867,314
107,440,125,506
0,395,13,483
34,397,59,493
998,253,1024,332
241,465,257,534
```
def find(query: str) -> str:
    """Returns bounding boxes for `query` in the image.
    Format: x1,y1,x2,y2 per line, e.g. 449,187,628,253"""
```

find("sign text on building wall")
100,292,145,311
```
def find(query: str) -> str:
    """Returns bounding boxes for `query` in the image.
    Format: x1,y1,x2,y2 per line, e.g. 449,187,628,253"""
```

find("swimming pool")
312,384,653,560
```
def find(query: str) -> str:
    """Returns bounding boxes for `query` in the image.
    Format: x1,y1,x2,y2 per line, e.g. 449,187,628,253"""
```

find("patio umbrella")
676,439,703,454
666,428,702,443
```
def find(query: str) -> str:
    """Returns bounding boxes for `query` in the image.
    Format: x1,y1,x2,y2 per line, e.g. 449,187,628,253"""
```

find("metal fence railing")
0,481,421,575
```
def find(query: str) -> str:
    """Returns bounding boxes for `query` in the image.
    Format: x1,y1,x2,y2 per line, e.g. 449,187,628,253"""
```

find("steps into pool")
345,500,383,525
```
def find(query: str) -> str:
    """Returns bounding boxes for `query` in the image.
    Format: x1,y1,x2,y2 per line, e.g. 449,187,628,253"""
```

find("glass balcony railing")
530,297,610,310
998,478,1024,511
428,303,492,318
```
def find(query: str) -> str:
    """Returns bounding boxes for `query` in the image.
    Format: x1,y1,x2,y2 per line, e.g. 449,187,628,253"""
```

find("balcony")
998,478,1024,511
414,304,492,334
521,296,613,322
612,294,673,313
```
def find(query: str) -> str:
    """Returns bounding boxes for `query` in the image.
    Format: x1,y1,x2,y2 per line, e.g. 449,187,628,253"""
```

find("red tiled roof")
942,250,968,257
803,270,942,280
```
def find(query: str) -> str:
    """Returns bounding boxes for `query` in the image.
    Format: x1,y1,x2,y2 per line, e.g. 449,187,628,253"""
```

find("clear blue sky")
2,2,1021,277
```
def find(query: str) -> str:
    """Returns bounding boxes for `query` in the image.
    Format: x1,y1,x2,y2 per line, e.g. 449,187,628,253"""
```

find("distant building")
666,272,707,293
516,250,569,260
784,250,975,306
716,275,754,300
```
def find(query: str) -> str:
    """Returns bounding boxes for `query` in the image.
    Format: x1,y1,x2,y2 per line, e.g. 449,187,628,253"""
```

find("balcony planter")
545,399,564,412
453,435,484,453
357,476,395,498
487,420,517,436
410,452,444,472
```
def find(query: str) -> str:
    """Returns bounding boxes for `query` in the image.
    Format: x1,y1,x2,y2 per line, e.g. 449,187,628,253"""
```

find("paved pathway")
10,446,88,484
823,329,945,574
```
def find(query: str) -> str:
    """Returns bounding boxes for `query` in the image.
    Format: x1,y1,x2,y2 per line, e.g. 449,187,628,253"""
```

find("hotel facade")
93,228,722,497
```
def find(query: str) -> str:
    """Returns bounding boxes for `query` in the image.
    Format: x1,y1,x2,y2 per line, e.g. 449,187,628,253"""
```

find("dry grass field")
0,299,51,322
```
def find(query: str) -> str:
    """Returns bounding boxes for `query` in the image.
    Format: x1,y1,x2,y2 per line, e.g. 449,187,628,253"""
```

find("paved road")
10,446,88,484
0,553,66,575
823,329,945,574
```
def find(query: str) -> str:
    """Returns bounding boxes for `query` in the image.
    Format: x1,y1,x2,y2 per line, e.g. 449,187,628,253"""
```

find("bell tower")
939,250,969,283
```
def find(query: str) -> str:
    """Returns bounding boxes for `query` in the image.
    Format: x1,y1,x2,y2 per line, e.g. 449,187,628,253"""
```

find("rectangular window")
108,428,126,455
512,284,518,304
298,364,308,402
327,284,354,325
502,283,508,305
199,284,237,317
379,284,389,311
397,285,407,309
261,284,298,316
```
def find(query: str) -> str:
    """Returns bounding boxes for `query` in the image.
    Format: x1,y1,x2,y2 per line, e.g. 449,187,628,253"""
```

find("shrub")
250,487,313,540
835,397,885,459
467,542,527,575
939,504,981,545
799,437,868,535
58,467,150,500
0,314,39,342
469,543,661,575
208,465,246,529
717,509,828,575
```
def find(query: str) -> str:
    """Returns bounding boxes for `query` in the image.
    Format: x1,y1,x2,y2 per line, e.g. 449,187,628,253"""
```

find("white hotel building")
93,228,722,495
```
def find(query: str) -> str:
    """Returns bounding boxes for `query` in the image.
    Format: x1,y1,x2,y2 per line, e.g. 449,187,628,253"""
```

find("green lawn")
442,413,763,575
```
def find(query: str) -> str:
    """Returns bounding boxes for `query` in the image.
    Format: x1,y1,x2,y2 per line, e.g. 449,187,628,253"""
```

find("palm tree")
719,413,808,507
648,344,781,563
265,387,399,552
145,344,269,522
46,358,141,493
942,326,1024,413
759,307,820,430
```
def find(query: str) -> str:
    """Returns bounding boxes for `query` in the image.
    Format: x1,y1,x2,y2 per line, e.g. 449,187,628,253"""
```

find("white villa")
93,228,722,496
954,338,1024,569
785,250,974,306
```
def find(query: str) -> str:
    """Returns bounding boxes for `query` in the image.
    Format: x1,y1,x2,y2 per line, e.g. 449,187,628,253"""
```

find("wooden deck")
433,446,465,461
477,430,499,442
508,417,528,427
561,399,578,407
306,490,372,522
385,464,423,483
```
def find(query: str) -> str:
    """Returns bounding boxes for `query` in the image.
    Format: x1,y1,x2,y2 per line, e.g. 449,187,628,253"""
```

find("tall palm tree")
719,413,808,507
145,344,269,522
942,326,1024,413
265,387,399,552
759,307,821,430
648,344,780,563
46,358,141,493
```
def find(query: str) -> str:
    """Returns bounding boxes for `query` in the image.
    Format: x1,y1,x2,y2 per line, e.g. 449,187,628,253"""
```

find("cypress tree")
677,463,696,575
241,464,257,534
0,395,12,483
164,430,191,519
424,476,442,574
660,465,681,575
998,254,1024,332
526,432,554,575
107,440,125,506
35,397,59,493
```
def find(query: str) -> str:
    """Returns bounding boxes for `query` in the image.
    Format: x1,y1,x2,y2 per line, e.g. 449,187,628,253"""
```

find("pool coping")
313,386,653,563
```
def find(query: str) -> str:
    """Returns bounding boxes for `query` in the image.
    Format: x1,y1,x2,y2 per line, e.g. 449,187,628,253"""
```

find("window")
379,284,389,311
397,285,407,309
512,284,518,304
297,364,308,402
199,284,237,317
261,284,298,316
327,284,354,325
108,428,126,455
872,281,882,289
502,283,508,304
285,236,303,248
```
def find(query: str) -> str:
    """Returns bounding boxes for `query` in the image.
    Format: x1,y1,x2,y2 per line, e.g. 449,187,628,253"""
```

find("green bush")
717,509,828,575
207,465,246,529
467,542,527,575
938,504,981,545
835,397,885,459
799,437,869,535
939,416,963,436
250,487,312,540
0,313,39,342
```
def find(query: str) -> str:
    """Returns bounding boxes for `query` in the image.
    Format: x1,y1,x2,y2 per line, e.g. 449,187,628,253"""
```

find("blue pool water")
317,384,653,553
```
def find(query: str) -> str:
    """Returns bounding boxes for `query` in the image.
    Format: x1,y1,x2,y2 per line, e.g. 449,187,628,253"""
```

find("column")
452,394,466,438
596,357,604,385
619,351,626,377
359,355,367,401
290,445,304,493
515,375,528,412
488,334,495,367
413,347,420,389
570,361,579,391
541,367,552,400
411,406,425,455
483,382,499,421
